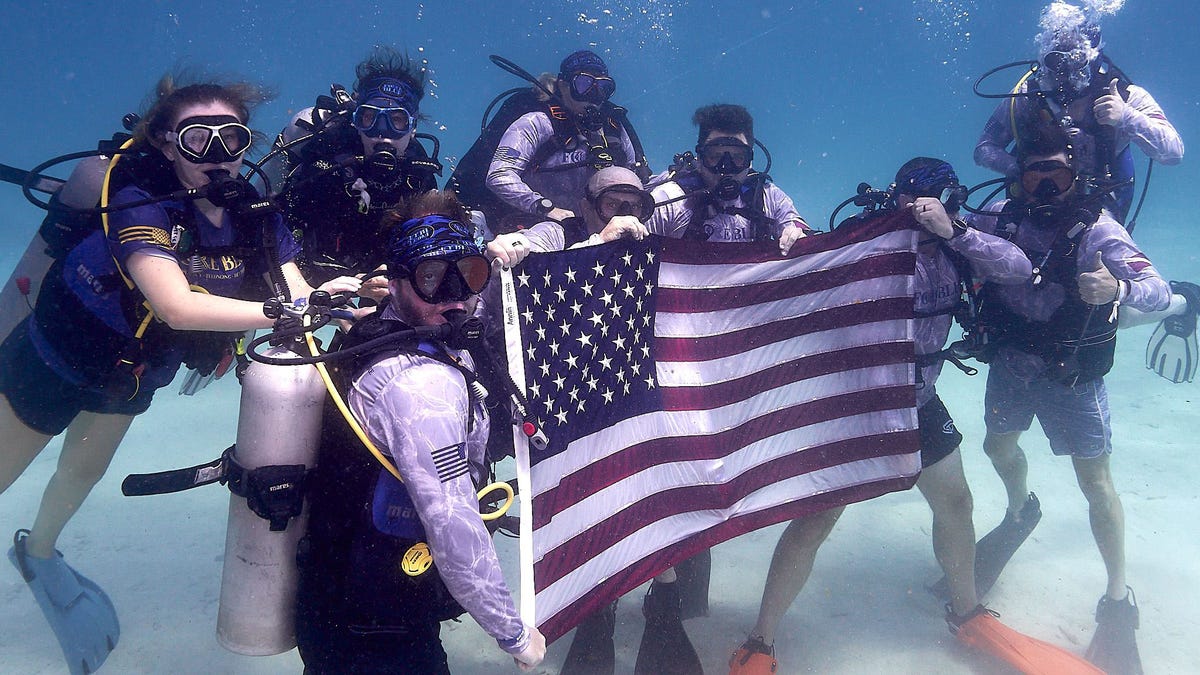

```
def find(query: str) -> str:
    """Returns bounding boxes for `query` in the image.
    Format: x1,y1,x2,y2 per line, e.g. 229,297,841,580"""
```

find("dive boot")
728,636,777,675
1086,587,1143,675
633,580,703,675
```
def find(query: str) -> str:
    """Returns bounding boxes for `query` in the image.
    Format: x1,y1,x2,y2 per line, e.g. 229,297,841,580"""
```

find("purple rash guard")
486,110,637,216
967,201,1171,377
914,227,1032,407
348,306,529,656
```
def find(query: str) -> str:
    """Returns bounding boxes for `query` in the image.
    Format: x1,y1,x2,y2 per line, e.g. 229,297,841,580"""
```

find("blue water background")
0,1,1197,673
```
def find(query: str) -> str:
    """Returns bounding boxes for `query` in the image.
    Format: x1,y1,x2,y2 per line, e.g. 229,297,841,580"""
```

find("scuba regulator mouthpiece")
366,143,400,177
713,176,741,201
439,309,485,350
201,169,274,216
578,105,605,133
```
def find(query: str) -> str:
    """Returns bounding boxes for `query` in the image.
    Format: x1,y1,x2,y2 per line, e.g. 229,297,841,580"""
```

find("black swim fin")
929,493,1041,601
633,580,703,675
1146,280,1199,384
1086,587,1143,675
560,601,617,675
673,547,711,620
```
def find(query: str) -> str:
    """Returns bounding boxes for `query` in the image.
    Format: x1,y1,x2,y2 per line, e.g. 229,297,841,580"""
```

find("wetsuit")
0,180,298,435
486,109,637,222
276,110,438,284
296,305,528,673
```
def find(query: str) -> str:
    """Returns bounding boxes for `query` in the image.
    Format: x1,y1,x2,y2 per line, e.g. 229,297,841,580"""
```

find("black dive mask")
698,139,753,176
1020,160,1076,204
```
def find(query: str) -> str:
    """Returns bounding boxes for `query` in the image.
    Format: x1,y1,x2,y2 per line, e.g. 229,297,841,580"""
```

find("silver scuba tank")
216,347,325,655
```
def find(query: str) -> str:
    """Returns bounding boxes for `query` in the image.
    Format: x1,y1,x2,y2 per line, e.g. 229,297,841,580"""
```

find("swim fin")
560,600,616,675
1086,587,1143,675
674,547,711,620
929,492,1040,601
947,604,1103,675
7,529,120,675
633,580,703,675
1145,280,1199,383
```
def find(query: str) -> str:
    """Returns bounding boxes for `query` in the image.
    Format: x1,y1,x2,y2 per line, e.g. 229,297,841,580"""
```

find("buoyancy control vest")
296,314,472,634
674,170,777,243
976,207,1117,384
33,156,268,394
1013,56,1137,221
281,120,440,280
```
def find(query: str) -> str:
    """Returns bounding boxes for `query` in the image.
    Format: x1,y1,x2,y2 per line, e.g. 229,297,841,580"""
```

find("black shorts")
917,395,963,468
0,320,154,436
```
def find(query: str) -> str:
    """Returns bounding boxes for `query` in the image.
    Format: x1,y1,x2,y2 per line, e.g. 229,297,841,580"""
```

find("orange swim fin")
948,605,1104,675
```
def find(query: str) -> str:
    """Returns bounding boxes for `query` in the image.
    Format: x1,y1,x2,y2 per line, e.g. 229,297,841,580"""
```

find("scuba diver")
647,104,810,254
731,160,1102,675
968,121,1172,675
450,50,648,233
292,190,545,673
267,47,441,296
974,1,1183,226
0,75,359,675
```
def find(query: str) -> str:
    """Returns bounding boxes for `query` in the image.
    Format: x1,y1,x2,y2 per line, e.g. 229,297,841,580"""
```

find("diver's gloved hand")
486,233,534,268
1094,79,1128,127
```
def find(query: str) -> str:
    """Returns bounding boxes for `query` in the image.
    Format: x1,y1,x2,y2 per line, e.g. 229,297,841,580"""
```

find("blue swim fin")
8,529,120,675
1145,281,1198,384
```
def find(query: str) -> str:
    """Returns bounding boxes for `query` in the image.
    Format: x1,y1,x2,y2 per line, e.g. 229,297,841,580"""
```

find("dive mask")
1020,160,1076,201
698,139,753,175
567,72,616,104
590,184,655,221
168,115,252,164
352,103,414,139
401,255,491,304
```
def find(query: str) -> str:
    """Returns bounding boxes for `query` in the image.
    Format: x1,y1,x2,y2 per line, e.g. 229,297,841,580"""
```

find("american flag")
498,210,921,642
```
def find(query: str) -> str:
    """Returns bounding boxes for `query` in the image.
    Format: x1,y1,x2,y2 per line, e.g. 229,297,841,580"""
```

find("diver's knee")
982,432,1020,461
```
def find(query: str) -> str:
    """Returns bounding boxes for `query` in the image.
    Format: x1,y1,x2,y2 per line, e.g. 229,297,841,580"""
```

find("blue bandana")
357,77,421,114
895,160,959,196
387,215,483,274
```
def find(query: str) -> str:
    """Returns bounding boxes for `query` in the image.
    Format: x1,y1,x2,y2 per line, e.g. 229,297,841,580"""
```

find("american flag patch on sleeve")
431,443,469,483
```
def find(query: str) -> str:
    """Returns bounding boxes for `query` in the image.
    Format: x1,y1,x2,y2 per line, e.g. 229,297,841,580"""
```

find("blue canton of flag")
511,238,661,461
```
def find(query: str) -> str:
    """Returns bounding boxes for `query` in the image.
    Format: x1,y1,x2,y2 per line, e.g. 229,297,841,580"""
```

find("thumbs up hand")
1077,250,1120,304
1094,78,1128,127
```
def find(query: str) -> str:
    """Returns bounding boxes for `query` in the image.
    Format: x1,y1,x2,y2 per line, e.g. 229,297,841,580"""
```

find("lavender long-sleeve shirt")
486,111,637,216
348,308,528,655
914,227,1032,406
975,83,1184,178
